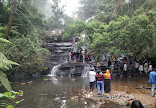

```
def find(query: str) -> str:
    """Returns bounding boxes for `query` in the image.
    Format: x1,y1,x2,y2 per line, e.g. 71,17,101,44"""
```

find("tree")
76,0,147,23
62,20,87,40
4,0,16,39
63,0,156,61
0,0,50,79
77,0,96,21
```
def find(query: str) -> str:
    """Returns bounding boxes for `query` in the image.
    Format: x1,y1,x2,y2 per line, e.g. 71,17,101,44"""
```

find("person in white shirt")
123,63,128,78
139,64,144,76
149,62,152,72
144,63,148,75
88,68,96,91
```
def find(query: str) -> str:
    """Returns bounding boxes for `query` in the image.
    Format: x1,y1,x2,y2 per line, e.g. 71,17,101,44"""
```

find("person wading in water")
96,70,104,95
88,68,96,92
104,69,111,93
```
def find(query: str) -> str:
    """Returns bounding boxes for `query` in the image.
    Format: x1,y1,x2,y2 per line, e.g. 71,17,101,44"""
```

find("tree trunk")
4,0,16,39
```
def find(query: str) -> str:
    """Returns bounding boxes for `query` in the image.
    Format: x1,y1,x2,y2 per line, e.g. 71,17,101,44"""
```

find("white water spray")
60,100,67,108
47,64,61,76
81,65,90,77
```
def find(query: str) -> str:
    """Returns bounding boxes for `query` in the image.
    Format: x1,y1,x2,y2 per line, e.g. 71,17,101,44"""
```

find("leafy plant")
0,38,19,91
0,90,24,108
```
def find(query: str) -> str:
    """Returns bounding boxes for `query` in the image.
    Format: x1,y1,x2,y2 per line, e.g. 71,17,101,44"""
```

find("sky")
47,0,80,17
60,0,80,17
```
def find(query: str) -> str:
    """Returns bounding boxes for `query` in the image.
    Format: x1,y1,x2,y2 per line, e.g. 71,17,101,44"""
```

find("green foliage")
63,20,87,40
0,25,21,39
64,0,156,61
0,90,24,108
77,0,96,20
77,0,147,23
0,2,10,24
0,38,10,43
0,38,19,91
0,52,19,70
0,0,51,78
0,70,12,92
13,2,46,36
0,36,50,76
47,0,64,30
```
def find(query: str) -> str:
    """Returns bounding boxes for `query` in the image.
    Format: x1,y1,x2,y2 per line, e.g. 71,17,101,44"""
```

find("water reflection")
13,77,90,108
51,76,59,85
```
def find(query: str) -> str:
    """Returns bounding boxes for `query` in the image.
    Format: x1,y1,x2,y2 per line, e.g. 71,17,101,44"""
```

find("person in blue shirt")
148,70,156,97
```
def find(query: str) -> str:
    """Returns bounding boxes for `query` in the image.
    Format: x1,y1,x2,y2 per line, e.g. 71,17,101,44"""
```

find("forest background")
0,0,156,91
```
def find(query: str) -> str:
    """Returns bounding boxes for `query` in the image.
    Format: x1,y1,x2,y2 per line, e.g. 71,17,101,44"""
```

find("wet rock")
54,97,61,101
43,78,50,81
117,99,129,106
70,96,79,100
56,62,85,76
84,101,87,105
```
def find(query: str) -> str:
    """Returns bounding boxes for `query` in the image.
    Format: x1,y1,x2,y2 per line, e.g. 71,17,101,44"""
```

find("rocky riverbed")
82,89,155,108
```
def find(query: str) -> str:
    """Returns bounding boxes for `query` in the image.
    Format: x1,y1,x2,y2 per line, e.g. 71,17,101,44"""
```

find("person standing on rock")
88,68,96,92
104,69,111,93
97,61,101,70
95,71,104,95
148,70,156,97
79,51,83,62
67,51,71,61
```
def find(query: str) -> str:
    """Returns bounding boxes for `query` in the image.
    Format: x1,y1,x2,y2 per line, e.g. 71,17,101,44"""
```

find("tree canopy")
63,0,156,61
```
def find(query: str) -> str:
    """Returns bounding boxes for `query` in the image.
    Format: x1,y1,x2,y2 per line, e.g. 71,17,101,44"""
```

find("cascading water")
47,43,75,76
46,42,87,76
81,65,90,77
50,64,61,76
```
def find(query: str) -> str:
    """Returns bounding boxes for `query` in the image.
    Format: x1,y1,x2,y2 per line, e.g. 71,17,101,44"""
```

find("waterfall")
46,42,86,76
50,64,61,76
81,65,90,77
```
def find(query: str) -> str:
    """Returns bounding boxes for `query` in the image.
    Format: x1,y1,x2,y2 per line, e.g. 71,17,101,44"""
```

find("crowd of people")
67,51,153,78
67,51,156,107
67,51,94,63
96,57,153,78
67,51,83,62
88,68,111,95
88,66,156,108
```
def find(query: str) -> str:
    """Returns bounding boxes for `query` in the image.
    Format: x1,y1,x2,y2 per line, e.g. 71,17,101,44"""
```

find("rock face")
55,62,85,76
42,42,74,66
42,42,86,76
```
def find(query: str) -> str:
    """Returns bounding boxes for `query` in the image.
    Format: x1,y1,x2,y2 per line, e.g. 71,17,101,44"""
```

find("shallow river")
12,76,150,108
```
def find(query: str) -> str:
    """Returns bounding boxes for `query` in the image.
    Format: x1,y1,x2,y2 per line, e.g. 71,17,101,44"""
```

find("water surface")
12,76,150,108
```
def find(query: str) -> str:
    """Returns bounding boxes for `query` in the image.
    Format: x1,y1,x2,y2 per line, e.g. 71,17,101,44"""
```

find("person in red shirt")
88,54,92,61
95,71,104,95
